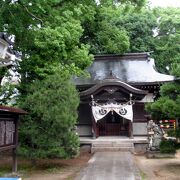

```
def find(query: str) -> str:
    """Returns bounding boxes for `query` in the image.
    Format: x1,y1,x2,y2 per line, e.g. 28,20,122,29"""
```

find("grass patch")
139,170,146,180
0,160,66,177
0,166,11,176
0,163,35,177
46,167,60,173
0,152,91,179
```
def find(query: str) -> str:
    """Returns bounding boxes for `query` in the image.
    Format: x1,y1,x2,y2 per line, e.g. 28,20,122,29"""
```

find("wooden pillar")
12,148,17,172
12,116,19,172
129,121,133,139
92,115,98,138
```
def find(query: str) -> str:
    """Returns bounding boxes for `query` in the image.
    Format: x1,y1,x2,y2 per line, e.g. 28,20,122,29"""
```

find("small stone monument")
145,117,175,158
147,119,164,151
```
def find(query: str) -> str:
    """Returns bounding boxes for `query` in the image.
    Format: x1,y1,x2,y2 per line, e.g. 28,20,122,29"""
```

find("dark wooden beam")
91,115,98,138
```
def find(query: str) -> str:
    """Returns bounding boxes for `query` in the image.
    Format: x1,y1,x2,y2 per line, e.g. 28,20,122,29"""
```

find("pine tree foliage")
19,69,80,159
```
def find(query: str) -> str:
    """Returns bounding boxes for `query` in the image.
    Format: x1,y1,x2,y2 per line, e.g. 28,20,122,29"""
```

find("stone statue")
147,119,164,151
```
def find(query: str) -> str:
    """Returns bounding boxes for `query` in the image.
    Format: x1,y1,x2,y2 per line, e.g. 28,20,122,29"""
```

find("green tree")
79,3,130,54
145,8,180,121
152,8,180,73
0,0,93,159
19,68,80,159
115,8,157,52
146,71,180,120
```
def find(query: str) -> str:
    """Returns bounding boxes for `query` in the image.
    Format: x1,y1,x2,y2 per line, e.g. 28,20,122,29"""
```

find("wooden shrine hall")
74,53,174,138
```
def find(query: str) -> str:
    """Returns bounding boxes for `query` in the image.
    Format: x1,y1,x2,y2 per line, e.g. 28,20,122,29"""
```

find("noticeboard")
0,120,16,150
0,105,27,172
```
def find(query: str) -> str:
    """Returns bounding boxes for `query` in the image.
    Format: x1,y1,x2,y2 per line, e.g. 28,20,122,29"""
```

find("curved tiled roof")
74,53,174,86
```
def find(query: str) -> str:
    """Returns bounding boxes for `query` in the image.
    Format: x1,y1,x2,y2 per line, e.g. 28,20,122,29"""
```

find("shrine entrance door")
97,112,129,136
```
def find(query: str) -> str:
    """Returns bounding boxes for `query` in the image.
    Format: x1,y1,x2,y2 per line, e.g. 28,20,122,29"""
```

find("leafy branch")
18,0,43,25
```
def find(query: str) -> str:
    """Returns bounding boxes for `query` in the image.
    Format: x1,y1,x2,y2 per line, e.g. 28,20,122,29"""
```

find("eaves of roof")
0,105,28,115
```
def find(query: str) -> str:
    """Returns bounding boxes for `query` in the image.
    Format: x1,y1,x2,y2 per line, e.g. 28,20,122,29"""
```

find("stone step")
91,142,134,153
92,144,134,148
91,146,134,153
92,142,134,147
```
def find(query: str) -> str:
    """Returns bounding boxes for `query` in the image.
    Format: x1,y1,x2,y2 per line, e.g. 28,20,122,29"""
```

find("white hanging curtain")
92,104,111,122
91,101,133,122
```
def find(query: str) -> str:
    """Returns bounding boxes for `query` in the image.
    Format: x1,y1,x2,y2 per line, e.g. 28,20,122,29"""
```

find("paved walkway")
75,152,141,180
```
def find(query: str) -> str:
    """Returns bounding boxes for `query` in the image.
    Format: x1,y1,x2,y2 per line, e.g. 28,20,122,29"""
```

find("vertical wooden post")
92,114,98,138
92,119,97,138
129,121,133,139
12,116,19,172
12,148,17,172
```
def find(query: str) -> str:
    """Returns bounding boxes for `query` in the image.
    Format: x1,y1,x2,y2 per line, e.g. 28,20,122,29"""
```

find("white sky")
149,0,180,7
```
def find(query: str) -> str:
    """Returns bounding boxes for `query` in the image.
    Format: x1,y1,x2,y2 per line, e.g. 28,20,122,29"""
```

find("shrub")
167,129,176,137
168,128,180,141
175,128,180,138
159,140,176,154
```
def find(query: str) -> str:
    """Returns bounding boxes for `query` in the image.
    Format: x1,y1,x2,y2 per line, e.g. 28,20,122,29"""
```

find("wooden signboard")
0,120,16,150
0,106,27,173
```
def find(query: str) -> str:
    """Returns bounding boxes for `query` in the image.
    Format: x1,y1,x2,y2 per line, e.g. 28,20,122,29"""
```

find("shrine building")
74,53,174,138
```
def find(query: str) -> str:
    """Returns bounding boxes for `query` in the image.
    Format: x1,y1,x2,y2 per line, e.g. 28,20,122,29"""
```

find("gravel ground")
135,150,180,180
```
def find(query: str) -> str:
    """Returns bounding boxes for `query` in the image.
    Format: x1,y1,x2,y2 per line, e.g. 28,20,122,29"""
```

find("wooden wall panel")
133,103,148,122
78,103,92,125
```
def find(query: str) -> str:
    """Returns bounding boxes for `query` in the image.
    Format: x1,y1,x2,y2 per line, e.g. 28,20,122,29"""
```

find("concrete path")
75,152,141,180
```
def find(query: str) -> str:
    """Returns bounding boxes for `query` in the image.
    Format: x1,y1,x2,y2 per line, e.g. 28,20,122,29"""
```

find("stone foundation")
146,150,175,158
134,143,148,154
